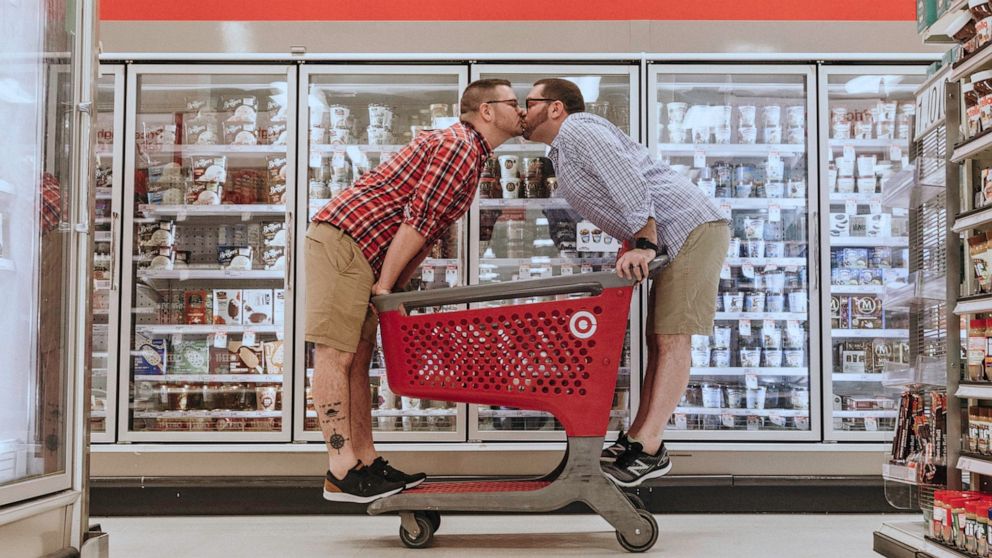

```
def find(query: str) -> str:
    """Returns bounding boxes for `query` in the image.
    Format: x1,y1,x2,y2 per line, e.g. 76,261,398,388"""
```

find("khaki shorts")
304,222,378,352
646,221,731,336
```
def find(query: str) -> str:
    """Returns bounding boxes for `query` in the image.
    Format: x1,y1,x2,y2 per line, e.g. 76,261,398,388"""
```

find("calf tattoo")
329,429,348,454
318,401,345,424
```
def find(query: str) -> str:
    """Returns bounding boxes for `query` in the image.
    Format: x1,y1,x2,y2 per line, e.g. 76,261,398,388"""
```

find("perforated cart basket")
374,267,648,438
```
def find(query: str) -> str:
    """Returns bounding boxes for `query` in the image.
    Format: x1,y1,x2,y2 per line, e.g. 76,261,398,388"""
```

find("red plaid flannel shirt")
312,122,491,276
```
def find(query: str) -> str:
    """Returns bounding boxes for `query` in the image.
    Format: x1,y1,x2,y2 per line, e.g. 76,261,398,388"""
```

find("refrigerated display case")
118,65,297,441
294,66,469,442
468,64,640,441
648,65,819,440
817,66,927,440
90,65,125,442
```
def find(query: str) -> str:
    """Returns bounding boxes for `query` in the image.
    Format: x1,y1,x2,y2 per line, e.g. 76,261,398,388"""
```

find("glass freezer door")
90,65,126,443
649,65,820,441
469,64,640,441
295,66,469,443
118,65,297,442
818,65,927,441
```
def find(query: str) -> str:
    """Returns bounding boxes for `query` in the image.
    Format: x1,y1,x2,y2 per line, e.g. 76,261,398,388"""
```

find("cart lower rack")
368,258,666,552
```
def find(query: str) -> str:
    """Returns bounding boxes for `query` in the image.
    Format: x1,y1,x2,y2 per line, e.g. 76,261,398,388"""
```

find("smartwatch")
634,237,659,255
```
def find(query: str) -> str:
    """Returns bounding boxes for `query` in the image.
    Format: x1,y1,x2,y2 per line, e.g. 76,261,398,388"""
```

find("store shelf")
714,312,807,321
832,373,885,382
833,410,899,418
307,367,386,378
953,206,992,233
134,324,281,335
832,329,910,339
479,257,616,267
829,236,909,247
952,128,992,163
132,410,282,419
142,144,285,154
423,258,460,267
881,461,920,484
310,143,403,154
138,204,287,218
830,285,886,295
954,294,992,315
724,257,806,268
712,198,807,210
0,258,14,273
924,0,968,43
658,144,805,157
690,367,807,377
828,193,882,205
951,39,992,83
479,198,570,210
956,383,992,400
958,455,992,477
827,139,911,151
674,407,808,417
94,232,112,243
137,269,284,282
135,374,283,383
95,187,113,200
90,410,107,419
875,521,970,558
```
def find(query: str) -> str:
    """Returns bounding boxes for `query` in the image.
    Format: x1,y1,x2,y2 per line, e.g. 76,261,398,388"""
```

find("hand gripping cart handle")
368,257,667,552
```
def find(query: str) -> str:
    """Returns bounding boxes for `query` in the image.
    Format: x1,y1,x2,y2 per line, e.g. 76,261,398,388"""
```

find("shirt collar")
460,120,493,160
550,113,580,155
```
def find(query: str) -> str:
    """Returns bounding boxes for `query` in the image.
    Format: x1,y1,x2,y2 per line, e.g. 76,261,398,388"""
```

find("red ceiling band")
100,0,916,22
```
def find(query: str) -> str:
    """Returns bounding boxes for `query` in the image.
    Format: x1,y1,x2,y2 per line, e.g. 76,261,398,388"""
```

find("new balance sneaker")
600,431,632,462
601,442,672,487
323,462,405,503
369,457,427,489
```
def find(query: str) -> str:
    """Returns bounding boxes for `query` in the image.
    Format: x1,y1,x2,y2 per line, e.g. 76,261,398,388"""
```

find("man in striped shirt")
523,78,731,487
306,79,525,502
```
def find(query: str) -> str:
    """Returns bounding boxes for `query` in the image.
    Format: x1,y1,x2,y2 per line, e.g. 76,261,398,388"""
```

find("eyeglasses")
483,99,520,109
525,97,558,109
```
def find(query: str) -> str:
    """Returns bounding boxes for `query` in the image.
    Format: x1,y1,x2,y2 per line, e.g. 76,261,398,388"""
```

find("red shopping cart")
367,258,666,553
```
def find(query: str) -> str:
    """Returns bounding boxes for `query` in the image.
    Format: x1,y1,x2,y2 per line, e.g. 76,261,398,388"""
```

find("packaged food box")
146,162,185,205
183,290,209,325
218,246,253,271
858,269,884,285
139,123,177,147
262,222,286,247
223,169,264,205
191,156,227,185
882,267,909,287
262,247,285,271
138,221,175,248
869,247,893,268
273,289,285,325
142,246,175,270
184,115,219,145
260,123,287,145
850,295,883,329
242,289,273,325
212,289,242,325
172,340,210,374
839,341,869,374
173,250,190,269
830,295,850,329
843,396,882,410
848,215,868,237
186,182,222,206
263,341,285,375
228,340,264,374
267,156,287,204
224,122,258,145
831,268,858,285
209,347,231,374
222,96,258,124
134,333,167,375
264,95,287,123
841,248,869,268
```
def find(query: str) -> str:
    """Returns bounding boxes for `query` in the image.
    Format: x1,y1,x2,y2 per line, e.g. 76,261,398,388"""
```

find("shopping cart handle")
372,256,667,313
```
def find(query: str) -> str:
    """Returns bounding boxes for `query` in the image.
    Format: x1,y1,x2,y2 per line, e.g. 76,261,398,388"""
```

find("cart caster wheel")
424,510,441,532
624,492,646,511
616,509,658,553
399,514,435,549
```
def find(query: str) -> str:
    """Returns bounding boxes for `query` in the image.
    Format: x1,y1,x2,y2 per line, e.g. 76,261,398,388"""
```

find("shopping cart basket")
367,257,666,552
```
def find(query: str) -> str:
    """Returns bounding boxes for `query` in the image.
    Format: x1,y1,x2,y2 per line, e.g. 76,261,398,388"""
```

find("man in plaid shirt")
307,79,525,503
523,78,730,487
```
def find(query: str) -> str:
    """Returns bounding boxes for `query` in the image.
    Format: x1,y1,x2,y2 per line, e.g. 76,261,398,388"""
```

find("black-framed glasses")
483,99,520,108
525,97,558,109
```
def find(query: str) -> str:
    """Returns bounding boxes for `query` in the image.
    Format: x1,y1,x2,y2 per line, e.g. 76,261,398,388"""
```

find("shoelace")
615,442,645,469
368,458,391,477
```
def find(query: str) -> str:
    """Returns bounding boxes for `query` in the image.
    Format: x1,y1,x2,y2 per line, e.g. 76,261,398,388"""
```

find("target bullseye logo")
569,311,597,339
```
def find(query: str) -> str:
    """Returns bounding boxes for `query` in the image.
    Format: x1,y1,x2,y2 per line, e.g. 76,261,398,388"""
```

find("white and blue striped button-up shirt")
548,113,728,259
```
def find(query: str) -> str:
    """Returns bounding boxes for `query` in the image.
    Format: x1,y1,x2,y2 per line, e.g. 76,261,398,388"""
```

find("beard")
522,108,548,140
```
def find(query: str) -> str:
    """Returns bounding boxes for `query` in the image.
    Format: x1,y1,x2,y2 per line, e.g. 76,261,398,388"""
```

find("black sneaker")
368,457,427,489
601,442,672,487
323,462,405,503
601,431,631,463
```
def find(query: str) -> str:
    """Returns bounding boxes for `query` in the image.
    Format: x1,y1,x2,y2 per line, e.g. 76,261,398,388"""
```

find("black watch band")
634,238,659,254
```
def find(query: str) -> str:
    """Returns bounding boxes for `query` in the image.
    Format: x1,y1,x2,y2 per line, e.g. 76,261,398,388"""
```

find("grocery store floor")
95,513,904,557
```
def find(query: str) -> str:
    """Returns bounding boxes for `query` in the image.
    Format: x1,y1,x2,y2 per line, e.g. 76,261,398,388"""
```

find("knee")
315,344,355,370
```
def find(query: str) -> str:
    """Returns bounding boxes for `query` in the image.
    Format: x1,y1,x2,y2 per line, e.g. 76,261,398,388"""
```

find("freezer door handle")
110,210,120,292
285,209,294,292
373,257,667,313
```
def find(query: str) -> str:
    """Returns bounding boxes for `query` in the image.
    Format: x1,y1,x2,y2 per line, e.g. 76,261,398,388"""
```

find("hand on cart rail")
615,248,656,283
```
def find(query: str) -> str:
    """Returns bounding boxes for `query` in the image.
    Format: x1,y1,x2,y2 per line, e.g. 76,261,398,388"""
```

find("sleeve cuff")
402,214,435,241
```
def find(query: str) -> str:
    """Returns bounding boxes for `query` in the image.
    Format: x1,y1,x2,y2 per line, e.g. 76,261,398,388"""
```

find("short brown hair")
533,78,585,114
460,78,514,115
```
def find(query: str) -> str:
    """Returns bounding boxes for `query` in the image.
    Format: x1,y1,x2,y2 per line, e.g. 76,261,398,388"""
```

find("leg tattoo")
329,429,348,455
318,402,346,424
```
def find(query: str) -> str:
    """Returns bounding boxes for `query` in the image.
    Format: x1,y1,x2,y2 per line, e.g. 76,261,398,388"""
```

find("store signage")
915,68,948,138
101,0,915,21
